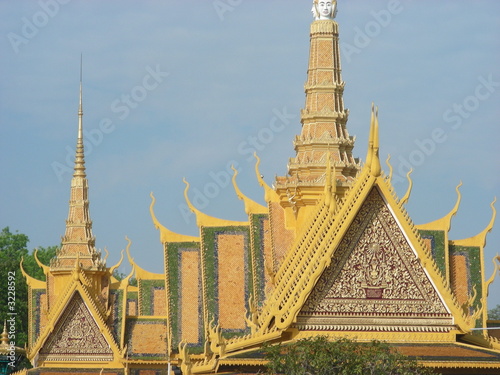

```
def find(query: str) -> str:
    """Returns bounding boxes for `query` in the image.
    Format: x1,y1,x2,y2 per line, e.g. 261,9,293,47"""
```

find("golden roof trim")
150,192,199,243
231,165,267,215
417,182,462,232
450,197,496,247
20,257,46,289
108,249,124,277
33,248,50,275
485,255,500,294
399,168,413,206
253,152,279,203
125,236,163,280
183,178,248,228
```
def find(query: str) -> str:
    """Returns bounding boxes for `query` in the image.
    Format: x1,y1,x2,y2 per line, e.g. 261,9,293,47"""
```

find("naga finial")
311,0,337,20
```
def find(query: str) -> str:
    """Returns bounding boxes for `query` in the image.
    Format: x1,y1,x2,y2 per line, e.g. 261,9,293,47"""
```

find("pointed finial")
330,161,337,213
182,178,196,214
74,55,86,178
385,154,393,182
482,197,497,248
323,154,337,213
79,53,83,121
365,103,375,167
124,236,134,265
1,321,8,346
331,161,337,196
73,252,81,280
400,169,413,205
370,105,381,177
253,152,276,203
324,154,332,206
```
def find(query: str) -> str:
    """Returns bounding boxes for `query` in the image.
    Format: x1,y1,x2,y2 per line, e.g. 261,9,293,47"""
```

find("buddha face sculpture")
312,0,337,20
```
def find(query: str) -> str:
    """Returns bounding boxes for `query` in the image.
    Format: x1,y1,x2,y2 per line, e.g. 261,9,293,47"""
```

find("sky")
1,1,499,308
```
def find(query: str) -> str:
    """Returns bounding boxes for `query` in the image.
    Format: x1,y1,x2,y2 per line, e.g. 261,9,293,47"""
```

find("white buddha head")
311,0,337,20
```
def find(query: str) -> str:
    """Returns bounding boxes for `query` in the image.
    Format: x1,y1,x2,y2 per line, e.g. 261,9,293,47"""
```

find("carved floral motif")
40,292,112,359
301,189,450,317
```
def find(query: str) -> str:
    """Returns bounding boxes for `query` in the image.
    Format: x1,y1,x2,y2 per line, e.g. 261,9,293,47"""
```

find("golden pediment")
39,292,113,362
297,188,453,332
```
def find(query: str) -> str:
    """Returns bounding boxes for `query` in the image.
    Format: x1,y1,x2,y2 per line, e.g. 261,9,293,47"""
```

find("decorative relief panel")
40,292,113,361
298,188,453,331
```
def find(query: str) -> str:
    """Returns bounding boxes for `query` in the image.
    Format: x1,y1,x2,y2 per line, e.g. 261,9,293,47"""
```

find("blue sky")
1,1,499,308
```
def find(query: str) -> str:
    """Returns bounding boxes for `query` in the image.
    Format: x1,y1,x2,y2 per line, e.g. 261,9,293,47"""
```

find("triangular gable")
39,291,113,362
28,269,123,367
252,169,469,338
296,187,454,332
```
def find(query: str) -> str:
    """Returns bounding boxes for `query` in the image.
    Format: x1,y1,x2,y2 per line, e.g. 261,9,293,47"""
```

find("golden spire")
74,54,85,178
51,58,104,271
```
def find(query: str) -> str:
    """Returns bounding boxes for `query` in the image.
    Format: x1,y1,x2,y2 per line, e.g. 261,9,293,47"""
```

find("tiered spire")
74,59,86,178
275,3,360,215
50,60,105,271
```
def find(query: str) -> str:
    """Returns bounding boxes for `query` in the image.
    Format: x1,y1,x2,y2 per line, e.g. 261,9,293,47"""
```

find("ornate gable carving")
40,292,113,362
296,188,454,332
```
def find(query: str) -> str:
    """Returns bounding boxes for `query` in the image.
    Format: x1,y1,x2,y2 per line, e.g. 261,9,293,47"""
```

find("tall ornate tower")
275,5,360,227
47,69,107,308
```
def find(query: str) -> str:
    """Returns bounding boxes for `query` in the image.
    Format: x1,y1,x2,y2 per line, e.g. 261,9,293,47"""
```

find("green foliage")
0,228,58,371
112,269,137,286
22,245,57,281
0,227,30,348
489,304,500,320
264,336,438,375
0,227,56,348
